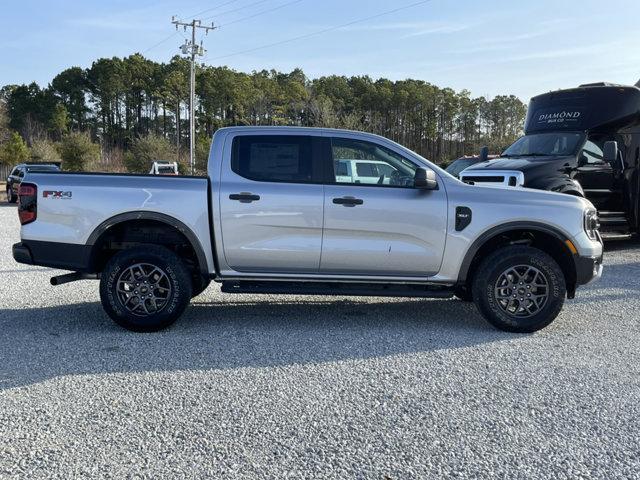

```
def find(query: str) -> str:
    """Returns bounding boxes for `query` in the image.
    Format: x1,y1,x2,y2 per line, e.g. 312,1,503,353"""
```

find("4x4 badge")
43,191,72,199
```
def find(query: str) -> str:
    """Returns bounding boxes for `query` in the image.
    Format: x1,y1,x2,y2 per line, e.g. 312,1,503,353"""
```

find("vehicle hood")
462,155,575,186
464,155,574,173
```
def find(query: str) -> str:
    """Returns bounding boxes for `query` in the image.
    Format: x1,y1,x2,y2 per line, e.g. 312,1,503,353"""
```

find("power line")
201,0,272,21
218,0,304,28
183,0,243,20
206,0,434,61
142,31,180,54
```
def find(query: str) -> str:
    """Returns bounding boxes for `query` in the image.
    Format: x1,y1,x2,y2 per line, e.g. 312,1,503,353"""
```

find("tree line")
0,53,527,173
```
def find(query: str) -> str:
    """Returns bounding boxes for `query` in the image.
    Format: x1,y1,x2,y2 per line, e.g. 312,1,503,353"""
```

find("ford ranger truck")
12,127,603,333
460,82,640,240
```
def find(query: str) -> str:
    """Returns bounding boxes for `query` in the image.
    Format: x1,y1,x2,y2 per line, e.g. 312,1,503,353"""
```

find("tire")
191,276,211,298
7,187,16,204
99,245,192,332
472,246,566,333
454,286,474,302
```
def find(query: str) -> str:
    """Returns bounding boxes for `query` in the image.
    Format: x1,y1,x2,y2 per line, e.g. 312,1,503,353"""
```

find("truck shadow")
603,236,640,252
0,297,512,390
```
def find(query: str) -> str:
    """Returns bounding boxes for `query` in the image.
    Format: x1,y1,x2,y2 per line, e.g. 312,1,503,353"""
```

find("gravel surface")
0,203,639,479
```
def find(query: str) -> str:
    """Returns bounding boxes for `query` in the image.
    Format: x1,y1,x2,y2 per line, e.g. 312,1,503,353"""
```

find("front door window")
331,138,417,188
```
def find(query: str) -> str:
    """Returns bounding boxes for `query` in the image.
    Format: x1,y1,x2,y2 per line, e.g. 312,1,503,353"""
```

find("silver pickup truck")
13,127,603,333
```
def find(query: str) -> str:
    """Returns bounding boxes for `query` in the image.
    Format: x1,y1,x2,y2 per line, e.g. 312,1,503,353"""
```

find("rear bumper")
13,240,92,271
12,242,33,265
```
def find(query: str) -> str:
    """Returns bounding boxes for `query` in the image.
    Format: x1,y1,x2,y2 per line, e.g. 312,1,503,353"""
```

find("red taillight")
19,185,36,197
18,183,37,225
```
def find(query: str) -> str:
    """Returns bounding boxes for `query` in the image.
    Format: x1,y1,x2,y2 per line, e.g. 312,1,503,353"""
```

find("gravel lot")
0,203,639,479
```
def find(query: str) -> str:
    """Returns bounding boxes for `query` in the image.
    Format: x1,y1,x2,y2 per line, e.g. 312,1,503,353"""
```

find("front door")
575,135,625,212
320,136,447,277
219,134,325,273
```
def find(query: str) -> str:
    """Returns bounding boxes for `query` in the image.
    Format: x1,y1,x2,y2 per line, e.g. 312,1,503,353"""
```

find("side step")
221,281,455,298
598,211,631,238
600,232,633,241
599,211,629,227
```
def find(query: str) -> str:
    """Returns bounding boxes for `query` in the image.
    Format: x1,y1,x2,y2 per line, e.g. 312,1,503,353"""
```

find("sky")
1,0,639,101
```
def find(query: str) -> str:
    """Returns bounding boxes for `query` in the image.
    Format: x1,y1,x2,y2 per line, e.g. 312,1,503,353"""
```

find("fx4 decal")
43,191,72,199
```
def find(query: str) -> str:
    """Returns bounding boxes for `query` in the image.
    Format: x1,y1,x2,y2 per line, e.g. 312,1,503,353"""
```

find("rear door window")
355,162,379,178
231,135,322,183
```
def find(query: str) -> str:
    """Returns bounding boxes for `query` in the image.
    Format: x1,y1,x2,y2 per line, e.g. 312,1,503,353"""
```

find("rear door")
219,133,325,273
320,136,448,277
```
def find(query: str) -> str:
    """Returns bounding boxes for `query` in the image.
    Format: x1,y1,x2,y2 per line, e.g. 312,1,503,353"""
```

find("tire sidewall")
474,248,566,333
100,247,191,332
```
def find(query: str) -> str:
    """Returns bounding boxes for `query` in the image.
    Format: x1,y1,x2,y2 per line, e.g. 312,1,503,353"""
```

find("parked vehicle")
6,163,60,203
460,82,640,239
333,158,415,185
445,147,499,178
13,127,602,333
149,161,179,175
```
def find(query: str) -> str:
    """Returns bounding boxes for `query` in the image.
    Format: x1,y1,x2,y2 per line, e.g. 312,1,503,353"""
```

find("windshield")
26,165,59,172
503,132,584,157
446,158,478,177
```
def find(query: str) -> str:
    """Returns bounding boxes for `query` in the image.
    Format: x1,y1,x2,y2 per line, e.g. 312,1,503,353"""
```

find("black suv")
6,163,60,203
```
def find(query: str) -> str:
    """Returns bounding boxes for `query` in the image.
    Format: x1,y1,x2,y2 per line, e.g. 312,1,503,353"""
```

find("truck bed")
19,171,216,272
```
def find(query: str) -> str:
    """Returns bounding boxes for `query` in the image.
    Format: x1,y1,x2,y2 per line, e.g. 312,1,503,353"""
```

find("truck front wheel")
7,187,16,203
99,245,192,332
472,246,566,333
191,276,211,298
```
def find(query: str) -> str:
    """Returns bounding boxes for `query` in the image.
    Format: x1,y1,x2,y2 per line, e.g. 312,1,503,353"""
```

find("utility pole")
171,17,216,174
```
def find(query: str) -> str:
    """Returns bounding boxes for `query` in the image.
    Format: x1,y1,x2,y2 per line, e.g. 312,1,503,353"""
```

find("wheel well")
89,219,205,280
463,229,577,296
564,190,584,197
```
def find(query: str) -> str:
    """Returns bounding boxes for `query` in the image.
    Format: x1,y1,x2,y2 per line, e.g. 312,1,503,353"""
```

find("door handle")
332,196,363,206
229,193,260,203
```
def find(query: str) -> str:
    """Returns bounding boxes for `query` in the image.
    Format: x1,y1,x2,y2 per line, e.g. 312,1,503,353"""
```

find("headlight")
584,209,600,240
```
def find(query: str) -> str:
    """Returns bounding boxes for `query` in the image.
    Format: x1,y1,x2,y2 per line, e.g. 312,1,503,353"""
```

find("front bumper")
574,253,603,285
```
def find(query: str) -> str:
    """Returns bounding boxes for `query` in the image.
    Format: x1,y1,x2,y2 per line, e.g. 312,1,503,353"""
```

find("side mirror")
479,146,489,162
414,167,438,190
603,141,618,164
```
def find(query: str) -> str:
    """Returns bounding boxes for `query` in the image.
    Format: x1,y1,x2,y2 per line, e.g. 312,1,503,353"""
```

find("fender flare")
86,211,209,276
457,221,575,284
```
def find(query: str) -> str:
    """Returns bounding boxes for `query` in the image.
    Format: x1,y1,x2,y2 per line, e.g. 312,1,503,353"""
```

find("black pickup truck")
6,163,60,203
460,82,640,239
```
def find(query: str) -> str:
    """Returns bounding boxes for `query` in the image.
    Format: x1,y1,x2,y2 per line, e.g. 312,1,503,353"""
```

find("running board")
600,232,633,241
221,281,455,298
50,272,99,286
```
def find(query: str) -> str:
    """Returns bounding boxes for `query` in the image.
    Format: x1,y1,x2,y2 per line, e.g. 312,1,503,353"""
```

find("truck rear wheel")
99,245,192,332
472,246,566,333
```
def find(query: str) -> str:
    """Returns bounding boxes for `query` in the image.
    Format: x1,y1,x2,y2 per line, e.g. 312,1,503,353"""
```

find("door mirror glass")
603,141,618,164
414,168,438,190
